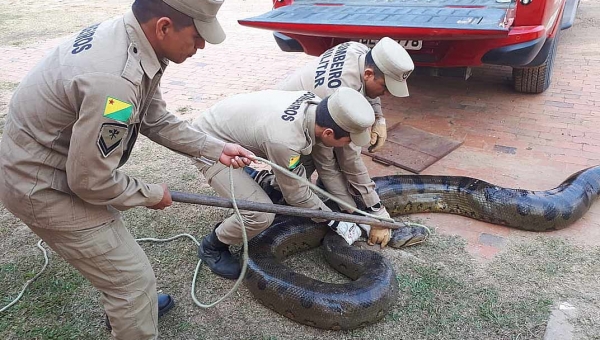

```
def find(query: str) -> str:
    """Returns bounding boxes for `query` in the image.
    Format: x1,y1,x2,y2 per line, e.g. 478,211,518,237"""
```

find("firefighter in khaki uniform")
275,37,415,247
0,0,254,338
277,37,415,152
192,87,387,280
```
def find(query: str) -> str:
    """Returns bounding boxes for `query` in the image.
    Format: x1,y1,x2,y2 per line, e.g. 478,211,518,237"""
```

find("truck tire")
512,30,560,94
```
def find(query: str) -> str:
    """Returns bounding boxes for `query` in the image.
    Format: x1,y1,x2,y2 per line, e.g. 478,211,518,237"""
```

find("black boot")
105,293,175,331
198,226,241,280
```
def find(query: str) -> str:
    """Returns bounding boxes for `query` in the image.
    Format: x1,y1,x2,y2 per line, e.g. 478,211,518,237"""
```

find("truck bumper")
273,26,553,68
273,32,304,53
481,36,549,67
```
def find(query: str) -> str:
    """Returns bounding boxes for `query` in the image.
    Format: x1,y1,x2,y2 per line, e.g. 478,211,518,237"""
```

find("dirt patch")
0,82,18,136
0,0,129,46
576,0,600,29
0,209,39,265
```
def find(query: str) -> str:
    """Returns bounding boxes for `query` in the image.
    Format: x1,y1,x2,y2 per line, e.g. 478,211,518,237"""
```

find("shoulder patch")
97,123,127,157
104,97,133,123
288,155,301,170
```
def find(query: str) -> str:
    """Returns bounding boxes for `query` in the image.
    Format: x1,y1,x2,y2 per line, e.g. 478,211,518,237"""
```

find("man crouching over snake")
191,87,422,279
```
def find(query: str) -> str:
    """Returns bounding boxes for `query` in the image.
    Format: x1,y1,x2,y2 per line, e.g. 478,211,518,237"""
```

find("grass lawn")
1,0,600,339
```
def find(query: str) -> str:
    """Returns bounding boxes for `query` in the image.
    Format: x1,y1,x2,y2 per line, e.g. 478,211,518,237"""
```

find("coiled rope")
1,156,409,312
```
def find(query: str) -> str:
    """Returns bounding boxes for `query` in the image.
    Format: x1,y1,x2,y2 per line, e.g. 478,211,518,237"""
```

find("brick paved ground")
1,0,599,262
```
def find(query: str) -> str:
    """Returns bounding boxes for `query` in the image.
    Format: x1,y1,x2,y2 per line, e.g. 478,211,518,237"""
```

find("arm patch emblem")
104,96,133,123
288,155,301,170
97,123,127,157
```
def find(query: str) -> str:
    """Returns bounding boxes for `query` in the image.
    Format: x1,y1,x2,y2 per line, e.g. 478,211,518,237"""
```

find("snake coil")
245,166,600,330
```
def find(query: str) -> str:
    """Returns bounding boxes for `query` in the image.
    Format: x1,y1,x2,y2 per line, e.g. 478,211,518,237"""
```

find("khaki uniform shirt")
0,11,225,230
276,42,381,208
277,42,383,118
193,90,330,213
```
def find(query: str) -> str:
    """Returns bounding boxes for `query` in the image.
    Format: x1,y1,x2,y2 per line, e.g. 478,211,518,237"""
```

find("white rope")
1,157,429,313
0,165,250,313
189,164,250,308
404,222,432,235
252,156,395,223
0,240,49,313
400,222,433,246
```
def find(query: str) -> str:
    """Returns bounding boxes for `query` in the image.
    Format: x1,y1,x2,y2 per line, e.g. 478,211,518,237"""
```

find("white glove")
328,220,362,245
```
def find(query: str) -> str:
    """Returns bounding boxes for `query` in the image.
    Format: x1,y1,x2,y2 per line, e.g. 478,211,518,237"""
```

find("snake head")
388,225,430,248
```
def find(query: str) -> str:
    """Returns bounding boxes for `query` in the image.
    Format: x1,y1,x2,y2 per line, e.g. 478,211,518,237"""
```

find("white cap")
371,37,415,97
327,87,375,147
162,0,226,44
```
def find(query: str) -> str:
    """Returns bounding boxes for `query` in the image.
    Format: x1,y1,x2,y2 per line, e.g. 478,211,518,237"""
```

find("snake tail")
376,165,600,231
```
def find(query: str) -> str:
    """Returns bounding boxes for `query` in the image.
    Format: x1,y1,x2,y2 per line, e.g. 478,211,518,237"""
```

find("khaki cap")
371,37,415,97
162,0,226,44
327,87,375,147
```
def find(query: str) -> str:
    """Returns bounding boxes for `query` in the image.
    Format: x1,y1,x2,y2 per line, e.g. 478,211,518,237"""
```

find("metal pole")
170,191,405,230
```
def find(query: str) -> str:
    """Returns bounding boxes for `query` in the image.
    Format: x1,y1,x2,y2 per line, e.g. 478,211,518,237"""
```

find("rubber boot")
198,226,241,280
105,293,175,331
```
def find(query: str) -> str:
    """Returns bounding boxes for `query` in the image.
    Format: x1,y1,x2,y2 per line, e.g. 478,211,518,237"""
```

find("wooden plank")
362,124,462,173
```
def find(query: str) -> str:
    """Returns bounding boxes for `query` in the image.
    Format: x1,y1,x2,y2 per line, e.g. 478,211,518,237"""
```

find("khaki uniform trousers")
196,162,275,245
333,144,380,208
300,144,379,210
29,218,158,340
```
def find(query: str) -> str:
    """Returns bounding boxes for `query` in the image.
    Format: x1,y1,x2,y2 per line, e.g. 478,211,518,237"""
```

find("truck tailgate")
239,0,516,39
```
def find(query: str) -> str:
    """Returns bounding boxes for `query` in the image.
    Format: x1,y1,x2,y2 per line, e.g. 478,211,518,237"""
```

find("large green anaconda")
244,166,600,330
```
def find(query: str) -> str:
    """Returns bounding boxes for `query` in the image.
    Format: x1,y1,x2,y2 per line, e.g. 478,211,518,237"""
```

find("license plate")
357,39,423,51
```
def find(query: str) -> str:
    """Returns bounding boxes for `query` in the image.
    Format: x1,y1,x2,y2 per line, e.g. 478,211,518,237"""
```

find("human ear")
363,68,375,81
155,17,173,40
323,128,335,138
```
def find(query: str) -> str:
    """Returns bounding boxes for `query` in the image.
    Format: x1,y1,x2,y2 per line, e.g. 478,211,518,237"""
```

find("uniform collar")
123,10,168,79
304,102,318,149
358,53,366,96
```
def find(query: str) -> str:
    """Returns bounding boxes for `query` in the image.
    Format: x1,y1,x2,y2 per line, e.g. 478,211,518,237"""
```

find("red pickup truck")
239,0,580,93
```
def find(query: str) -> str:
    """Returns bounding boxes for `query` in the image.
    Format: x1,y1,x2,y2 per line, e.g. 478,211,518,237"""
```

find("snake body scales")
244,166,600,330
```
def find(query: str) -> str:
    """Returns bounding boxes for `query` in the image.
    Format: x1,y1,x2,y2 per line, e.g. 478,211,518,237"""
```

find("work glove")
368,117,387,153
368,226,391,248
360,203,392,248
328,220,362,245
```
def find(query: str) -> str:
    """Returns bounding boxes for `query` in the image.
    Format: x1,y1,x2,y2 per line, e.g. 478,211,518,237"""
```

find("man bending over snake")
191,87,394,279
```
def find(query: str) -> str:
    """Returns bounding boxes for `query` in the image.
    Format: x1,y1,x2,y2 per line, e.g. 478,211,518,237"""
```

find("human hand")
148,184,172,210
219,143,256,169
328,220,362,245
368,117,387,153
367,225,391,248
366,203,391,247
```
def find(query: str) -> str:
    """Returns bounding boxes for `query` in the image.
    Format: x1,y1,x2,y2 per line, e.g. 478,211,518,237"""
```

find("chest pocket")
118,43,163,167
120,42,143,159
122,43,143,87
122,43,151,124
